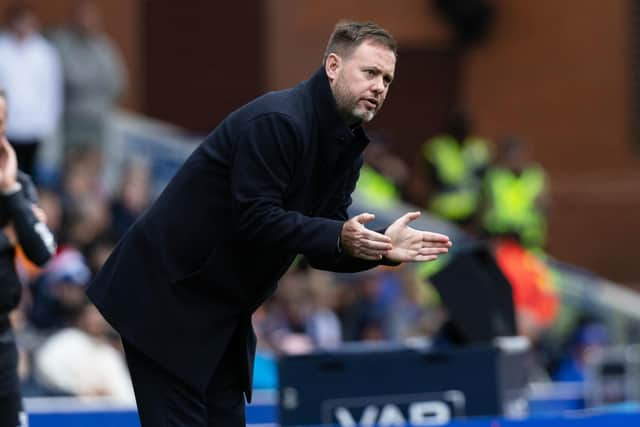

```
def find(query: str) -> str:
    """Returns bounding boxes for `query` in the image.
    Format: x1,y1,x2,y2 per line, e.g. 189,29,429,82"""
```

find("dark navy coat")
87,68,390,400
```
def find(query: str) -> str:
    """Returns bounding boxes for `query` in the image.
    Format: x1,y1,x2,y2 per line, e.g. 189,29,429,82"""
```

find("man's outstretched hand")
340,211,451,263
340,213,393,260
384,211,451,263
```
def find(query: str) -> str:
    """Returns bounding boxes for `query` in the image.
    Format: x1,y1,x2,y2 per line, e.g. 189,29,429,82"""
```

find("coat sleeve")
305,157,399,273
2,188,56,266
230,113,344,258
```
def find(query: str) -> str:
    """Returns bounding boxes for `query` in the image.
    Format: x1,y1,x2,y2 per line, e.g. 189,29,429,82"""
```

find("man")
88,21,452,426
421,109,491,227
0,89,57,426
0,3,63,176
50,0,128,151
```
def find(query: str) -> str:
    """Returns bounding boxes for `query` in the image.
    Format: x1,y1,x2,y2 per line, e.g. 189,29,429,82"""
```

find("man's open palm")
385,211,451,262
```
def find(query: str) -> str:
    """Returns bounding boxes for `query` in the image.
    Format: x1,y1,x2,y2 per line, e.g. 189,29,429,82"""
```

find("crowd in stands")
0,0,617,406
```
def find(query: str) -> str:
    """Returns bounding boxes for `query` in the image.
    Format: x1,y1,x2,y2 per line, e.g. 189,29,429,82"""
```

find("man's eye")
366,70,375,76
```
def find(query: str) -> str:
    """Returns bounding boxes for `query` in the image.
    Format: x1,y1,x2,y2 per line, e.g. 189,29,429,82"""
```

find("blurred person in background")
258,265,342,354
354,138,409,209
109,157,152,240
0,3,63,177
57,145,111,253
492,238,558,345
83,233,117,277
338,270,388,341
481,136,550,250
552,317,610,383
386,266,442,340
28,247,90,331
421,109,491,233
60,195,111,254
49,0,127,151
59,145,106,207
0,89,56,427
34,298,134,403
480,136,557,379
88,21,451,427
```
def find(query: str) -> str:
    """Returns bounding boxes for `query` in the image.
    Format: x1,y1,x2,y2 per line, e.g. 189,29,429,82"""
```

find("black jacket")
87,68,391,400
0,172,56,317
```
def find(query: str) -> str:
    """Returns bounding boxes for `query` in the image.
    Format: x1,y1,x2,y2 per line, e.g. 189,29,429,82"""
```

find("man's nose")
371,77,385,95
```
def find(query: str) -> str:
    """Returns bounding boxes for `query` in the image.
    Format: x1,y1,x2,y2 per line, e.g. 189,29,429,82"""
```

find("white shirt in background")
0,32,63,141
34,328,135,404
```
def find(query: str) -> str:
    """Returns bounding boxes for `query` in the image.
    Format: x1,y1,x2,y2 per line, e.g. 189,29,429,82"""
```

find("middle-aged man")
0,3,62,176
88,21,452,427
0,89,57,427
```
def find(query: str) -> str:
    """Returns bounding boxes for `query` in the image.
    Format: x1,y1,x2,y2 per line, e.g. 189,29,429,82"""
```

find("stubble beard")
333,78,376,125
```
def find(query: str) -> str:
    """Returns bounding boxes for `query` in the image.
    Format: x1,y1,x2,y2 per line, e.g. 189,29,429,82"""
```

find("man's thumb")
355,213,375,224
399,211,420,227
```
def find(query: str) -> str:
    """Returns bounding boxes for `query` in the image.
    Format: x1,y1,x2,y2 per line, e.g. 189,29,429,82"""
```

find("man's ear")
325,53,341,84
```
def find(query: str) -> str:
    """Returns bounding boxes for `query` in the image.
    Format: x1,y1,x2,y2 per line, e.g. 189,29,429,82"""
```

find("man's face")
0,97,6,137
11,13,37,40
327,40,396,126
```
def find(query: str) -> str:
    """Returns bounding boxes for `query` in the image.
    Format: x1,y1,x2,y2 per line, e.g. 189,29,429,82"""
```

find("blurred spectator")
60,145,106,205
552,318,610,383
386,267,442,340
257,267,342,354
83,233,117,276
49,0,127,151
0,2,63,176
34,300,135,403
109,157,151,240
62,195,111,253
338,270,388,342
355,138,408,209
304,269,343,348
421,109,491,230
492,238,559,343
481,136,550,249
58,145,110,251
28,247,91,331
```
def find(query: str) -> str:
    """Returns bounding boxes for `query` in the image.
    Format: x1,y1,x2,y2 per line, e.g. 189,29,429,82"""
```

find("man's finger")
361,239,393,252
421,240,451,249
414,254,439,262
362,229,392,243
421,232,451,243
355,213,375,225
419,247,448,256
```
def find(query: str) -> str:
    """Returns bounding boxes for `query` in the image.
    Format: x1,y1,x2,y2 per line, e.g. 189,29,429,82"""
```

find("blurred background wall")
0,0,637,285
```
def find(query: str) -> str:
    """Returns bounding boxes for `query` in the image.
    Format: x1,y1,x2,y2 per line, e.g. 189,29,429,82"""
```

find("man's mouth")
361,98,378,110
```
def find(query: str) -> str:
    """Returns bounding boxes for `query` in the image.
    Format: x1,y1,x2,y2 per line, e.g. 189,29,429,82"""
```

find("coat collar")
306,67,369,153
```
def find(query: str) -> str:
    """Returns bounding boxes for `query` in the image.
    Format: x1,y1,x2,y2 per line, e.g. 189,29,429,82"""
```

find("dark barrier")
278,341,529,427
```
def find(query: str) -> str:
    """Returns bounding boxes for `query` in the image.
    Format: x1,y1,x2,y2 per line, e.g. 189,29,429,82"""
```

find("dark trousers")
0,330,22,427
0,392,21,427
122,339,246,427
